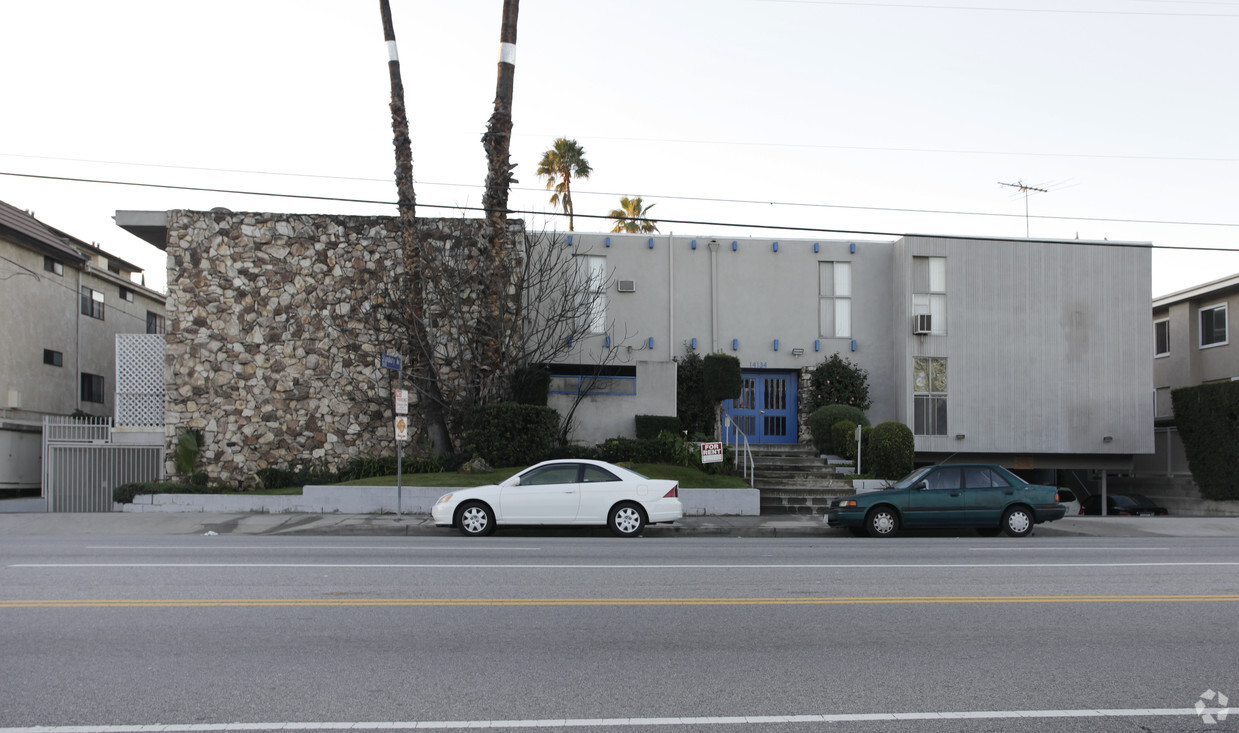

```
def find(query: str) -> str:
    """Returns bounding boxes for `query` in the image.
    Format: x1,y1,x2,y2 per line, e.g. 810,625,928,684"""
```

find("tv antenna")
998,180,1049,237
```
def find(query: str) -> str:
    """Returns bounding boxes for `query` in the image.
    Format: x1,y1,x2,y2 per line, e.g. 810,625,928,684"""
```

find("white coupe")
432,459,684,537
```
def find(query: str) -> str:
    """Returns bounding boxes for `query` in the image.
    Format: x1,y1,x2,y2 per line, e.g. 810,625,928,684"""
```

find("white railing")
43,415,112,443
722,415,755,488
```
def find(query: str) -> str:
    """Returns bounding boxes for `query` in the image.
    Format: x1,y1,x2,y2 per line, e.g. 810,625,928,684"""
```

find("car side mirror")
501,476,520,487
915,481,928,491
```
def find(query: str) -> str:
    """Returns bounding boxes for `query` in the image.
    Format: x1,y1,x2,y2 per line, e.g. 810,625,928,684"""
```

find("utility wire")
3,169,1238,253
761,0,1239,17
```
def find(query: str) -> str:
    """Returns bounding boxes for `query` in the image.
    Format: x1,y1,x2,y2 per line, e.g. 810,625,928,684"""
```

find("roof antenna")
998,181,1048,238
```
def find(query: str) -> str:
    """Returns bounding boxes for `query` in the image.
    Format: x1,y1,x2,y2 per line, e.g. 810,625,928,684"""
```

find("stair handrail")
722,415,755,487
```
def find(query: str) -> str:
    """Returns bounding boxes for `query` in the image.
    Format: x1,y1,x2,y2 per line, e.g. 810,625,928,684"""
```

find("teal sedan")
826,464,1067,538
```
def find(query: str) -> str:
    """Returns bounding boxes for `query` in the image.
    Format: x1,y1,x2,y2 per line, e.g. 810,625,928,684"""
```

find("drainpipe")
667,232,674,361
708,239,719,351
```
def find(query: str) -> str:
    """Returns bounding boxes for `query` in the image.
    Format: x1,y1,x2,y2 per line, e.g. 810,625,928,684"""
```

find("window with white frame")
912,256,946,334
818,261,851,338
1200,304,1227,348
80,286,105,320
913,356,948,436
1154,319,1169,357
578,255,607,335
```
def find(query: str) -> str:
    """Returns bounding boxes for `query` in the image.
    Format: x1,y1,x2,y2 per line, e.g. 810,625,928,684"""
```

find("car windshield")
890,466,935,489
1111,495,1138,507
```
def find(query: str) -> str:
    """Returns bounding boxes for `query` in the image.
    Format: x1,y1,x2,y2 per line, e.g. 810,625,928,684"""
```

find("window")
913,356,948,436
81,373,105,404
1154,319,1169,357
521,463,580,486
925,467,961,490
43,349,63,367
548,364,637,396
578,255,607,334
43,256,64,276
146,311,166,334
119,286,134,303
963,466,1011,489
818,261,851,338
912,256,946,334
581,465,621,483
80,286,105,320
1201,304,1227,348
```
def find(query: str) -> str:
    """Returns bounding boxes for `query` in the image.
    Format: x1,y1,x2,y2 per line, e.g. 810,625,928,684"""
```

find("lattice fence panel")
115,334,166,428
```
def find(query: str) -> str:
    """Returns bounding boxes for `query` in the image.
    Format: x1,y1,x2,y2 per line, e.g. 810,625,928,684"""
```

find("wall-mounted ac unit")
617,280,637,293
913,313,932,334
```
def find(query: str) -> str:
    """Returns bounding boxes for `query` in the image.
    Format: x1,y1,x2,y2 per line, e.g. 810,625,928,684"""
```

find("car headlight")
435,493,453,505
835,499,858,509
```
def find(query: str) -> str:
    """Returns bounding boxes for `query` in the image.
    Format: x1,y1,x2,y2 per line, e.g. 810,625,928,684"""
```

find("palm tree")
608,196,659,233
536,137,592,231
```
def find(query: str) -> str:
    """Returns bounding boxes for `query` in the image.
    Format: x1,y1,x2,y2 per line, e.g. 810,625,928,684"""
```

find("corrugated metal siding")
903,236,1152,456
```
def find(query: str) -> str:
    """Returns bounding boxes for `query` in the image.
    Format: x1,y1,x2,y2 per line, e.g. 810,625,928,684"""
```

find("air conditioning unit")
913,313,932,334
617,280,637,293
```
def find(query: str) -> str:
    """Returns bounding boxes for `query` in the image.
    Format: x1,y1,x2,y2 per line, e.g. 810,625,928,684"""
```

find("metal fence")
42,416,165,512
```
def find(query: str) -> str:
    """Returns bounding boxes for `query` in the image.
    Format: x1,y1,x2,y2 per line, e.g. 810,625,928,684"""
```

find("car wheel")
457,501,496,537
865,506,899,538
608,502,646,538
975,527,1001,537
1002,506,1033,537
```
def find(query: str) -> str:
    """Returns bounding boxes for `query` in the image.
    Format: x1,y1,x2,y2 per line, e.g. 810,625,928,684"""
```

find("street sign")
381,353,403,371
394,389,409,415
701,441,723,464
394,416,409,442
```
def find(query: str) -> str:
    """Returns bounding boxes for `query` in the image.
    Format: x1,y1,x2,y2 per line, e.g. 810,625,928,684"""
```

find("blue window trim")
549,374,637,396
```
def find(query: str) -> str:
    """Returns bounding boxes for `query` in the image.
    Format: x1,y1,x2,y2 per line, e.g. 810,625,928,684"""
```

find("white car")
1056,487,1082,516
432,459,684,537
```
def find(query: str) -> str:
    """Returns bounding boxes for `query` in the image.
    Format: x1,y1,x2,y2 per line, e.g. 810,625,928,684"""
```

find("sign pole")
382,353,406,517
396,367,403,516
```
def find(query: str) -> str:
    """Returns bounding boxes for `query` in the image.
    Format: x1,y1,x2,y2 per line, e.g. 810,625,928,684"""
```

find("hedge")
1172,383,1239,501
635,415,681,440
465,402,561,468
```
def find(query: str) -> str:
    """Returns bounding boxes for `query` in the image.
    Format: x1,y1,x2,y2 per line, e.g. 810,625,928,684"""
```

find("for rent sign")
701,442,723,464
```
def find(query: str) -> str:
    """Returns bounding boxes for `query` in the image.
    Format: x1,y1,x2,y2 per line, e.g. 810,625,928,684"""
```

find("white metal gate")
42,416,165,512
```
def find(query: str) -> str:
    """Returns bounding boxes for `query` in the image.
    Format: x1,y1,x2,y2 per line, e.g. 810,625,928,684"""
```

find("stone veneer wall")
164,210,520,485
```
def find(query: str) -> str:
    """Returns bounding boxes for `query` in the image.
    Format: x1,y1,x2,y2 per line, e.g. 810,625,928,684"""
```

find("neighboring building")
0,200,166,489
1138,274,1239,480
118,208,1153,484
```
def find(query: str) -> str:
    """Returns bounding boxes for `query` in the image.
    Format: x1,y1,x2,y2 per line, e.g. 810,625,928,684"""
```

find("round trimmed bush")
808,404,869,455
868,421,914,480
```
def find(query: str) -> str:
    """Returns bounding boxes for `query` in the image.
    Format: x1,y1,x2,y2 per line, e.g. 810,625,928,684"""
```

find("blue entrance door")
723,371,798,444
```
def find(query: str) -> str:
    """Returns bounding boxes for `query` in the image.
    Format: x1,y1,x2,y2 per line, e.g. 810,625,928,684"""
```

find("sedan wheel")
609,502,646,538
457,501,496,537
866,507,899,538
1002,506,1033,538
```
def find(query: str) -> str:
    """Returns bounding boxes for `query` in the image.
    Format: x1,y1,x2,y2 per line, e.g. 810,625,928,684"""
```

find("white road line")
84,546,542,552
10,561,1239,569
0,708,1221,731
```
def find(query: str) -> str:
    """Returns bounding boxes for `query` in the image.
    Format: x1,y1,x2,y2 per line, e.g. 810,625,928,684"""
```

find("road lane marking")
84,545,542,552
3,595,1239,608
0,708,1223,731
11,561,1239,569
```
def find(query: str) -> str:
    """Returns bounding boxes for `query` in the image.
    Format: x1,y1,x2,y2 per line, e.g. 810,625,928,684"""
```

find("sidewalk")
1,504,1238,538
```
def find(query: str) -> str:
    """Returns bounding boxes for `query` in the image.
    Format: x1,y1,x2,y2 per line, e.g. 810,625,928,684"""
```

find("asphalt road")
2,532,1237,732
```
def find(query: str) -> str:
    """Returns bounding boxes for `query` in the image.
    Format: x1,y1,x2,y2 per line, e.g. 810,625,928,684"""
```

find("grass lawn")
330,462,751,490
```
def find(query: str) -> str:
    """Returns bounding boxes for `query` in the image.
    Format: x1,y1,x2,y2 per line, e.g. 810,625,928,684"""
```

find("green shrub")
868,421,914,480
512,366,551,405
173,428,204,477
113,481,230,504
1173,383,1239,501
676,349,713,437
808,404,870,454
636,415,681,440
465,402,560,467
807,354,872,413
598,436,674,464
703,353,742,403
831,420,859,462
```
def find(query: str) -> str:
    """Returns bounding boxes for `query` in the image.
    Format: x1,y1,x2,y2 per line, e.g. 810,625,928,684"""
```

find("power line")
4,154,1237,229
761,0,1239,17
3,169,1238,254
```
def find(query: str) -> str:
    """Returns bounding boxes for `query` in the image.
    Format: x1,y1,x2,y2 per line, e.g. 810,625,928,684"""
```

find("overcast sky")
2,0,1236,297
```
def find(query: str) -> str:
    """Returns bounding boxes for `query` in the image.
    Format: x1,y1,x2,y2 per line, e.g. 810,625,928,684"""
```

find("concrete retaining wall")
120,486,760,516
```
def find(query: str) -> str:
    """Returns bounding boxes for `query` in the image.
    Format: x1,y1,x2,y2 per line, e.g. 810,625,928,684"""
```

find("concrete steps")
748,444,856,516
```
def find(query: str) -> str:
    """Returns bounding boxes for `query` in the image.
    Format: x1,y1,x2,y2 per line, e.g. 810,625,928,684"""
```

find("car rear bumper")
644,498,684,524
